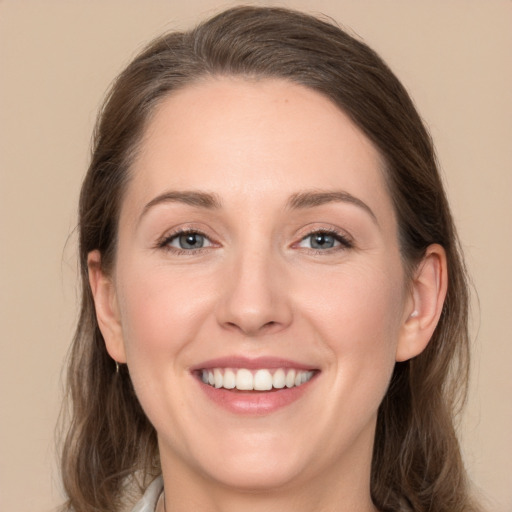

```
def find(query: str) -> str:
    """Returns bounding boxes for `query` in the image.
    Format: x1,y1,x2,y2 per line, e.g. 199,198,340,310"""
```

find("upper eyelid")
161,224,213,237
298,231,353,249
301,227,350,238
157,227,215,247
295,225,353,243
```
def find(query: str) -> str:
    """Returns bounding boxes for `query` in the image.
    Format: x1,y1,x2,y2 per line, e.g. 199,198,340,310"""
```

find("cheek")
301,262,405,402
116,263,215,366
305,261,404,339
113,263,221,433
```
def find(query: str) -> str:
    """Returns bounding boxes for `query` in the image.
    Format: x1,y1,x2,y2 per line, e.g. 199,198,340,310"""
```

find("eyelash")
156,228,354,255
156,228,215,255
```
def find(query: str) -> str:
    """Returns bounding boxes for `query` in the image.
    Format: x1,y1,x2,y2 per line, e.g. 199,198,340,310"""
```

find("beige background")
0,1,511,511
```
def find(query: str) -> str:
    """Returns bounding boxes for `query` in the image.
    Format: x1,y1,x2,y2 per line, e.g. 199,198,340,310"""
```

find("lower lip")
196,376,317,415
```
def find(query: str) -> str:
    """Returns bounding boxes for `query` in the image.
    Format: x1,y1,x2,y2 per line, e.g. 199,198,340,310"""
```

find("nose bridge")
217,237,292,336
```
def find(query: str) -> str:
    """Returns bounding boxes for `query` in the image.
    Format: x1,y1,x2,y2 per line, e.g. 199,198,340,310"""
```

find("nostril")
224,319,281,336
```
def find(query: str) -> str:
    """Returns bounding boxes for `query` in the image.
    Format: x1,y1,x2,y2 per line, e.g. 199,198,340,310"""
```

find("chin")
175,428,314,492
201,456,306,492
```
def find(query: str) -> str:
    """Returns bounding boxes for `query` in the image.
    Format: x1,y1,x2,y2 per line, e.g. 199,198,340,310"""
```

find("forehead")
124,77,394,223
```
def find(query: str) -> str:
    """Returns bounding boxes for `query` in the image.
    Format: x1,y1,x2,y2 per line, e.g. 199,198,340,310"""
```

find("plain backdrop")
0,1,511,511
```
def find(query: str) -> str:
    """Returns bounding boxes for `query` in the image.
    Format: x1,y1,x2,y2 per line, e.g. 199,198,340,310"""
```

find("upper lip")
190,356,318,371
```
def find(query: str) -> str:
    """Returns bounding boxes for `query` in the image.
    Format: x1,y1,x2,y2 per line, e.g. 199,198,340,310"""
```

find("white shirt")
130,476,164,512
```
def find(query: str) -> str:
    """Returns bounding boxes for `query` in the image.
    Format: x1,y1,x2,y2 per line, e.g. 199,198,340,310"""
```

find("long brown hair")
61,6,480,511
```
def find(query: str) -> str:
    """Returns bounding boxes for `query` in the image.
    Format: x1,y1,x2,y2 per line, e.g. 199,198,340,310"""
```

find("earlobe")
87,250,127,364
396,244,448,362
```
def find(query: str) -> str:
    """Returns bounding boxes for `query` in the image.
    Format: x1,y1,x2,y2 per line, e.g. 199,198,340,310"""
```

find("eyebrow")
139,189,377,224
287,190,377,224
140,190,222,221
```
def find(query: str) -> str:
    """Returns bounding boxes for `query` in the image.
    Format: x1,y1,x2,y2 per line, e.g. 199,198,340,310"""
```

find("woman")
61,6,481,512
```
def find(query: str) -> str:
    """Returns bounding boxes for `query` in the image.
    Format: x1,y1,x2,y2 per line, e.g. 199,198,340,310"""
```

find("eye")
162,230,213,251
297,231,352,250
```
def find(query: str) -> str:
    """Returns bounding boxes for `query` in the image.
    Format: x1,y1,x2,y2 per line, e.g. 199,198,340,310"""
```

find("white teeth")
254,369,273,391
272,368,286,389
285,369,296,388
236,369,253,390
223,369,236,389
214,368,223,388
201,367,314,391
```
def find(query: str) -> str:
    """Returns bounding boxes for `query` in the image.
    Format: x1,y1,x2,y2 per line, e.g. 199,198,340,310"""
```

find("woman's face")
98,78,416,495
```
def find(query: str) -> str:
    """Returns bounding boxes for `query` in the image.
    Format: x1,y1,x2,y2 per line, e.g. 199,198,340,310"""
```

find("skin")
89,78,447,512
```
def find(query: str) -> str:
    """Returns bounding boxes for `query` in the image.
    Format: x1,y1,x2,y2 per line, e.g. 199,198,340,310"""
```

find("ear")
87,250,127,364
396,244,448,362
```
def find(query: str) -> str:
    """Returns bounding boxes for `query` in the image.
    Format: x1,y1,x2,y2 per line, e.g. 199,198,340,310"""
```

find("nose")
215,247,293,337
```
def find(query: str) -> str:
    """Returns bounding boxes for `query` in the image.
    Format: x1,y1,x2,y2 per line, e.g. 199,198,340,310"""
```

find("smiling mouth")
199,368,317,391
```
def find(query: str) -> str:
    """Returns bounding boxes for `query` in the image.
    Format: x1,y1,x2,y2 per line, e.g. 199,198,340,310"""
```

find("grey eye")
297,231,353,251
300,232,338,249
311,233,336,249
169,232,211,250
182,233,204,249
